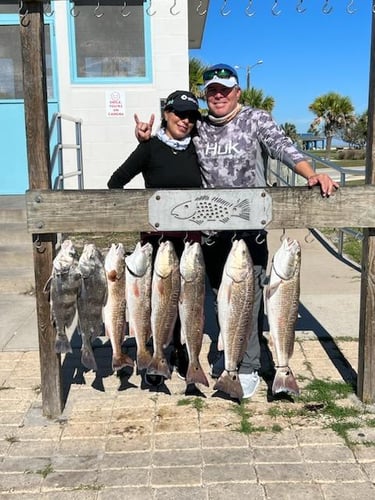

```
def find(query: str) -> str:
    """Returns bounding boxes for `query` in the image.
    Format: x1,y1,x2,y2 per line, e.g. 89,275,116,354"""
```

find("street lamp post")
236,60,263,90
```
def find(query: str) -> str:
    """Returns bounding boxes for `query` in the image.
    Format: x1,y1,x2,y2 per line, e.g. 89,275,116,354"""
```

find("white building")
0,0,209,194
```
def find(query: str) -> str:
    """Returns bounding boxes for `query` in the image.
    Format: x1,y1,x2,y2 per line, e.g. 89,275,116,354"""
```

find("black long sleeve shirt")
107,137,202,189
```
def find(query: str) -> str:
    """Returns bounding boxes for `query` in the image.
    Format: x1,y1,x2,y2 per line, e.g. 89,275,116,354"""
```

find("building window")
69,0,151,83
0,24,54,100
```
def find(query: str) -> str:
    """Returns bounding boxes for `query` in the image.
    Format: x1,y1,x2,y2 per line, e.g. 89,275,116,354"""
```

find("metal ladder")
49,112,84,190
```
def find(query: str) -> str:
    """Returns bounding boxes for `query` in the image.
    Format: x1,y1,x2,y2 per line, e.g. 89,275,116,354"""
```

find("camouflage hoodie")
193,106,305,188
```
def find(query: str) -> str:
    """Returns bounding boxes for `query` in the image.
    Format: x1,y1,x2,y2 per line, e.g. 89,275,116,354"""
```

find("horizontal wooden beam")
26,185,375,234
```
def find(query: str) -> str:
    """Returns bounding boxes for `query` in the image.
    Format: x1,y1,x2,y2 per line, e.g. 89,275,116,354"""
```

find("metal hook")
70,3,80,17
272,0,281,16
121,1,131,17
44,0,54,17
33,235,46,253
196,0,207,15
183,232,189,244
94,1,104,18
220,0,231,16
346,0,357,14
146,0,156,16
245,0,255,17
296,0,306,13
204,232,216,246
170,0,180,15
231,232,237,244
280,228,286,242
158,233,164,245
322,0,333,14
19,0,30,27
33,235,41,248
304,230,315,244
255,232,266,245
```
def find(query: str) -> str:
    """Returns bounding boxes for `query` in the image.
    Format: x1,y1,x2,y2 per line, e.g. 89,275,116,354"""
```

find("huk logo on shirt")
204,141,241,156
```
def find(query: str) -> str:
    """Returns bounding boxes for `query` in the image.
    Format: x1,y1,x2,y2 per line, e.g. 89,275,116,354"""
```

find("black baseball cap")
164,90,199,113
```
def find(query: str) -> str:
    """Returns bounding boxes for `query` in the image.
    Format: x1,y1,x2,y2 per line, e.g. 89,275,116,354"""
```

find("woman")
108,90,202,385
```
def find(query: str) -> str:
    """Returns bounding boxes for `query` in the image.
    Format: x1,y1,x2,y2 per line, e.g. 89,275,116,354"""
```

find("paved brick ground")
1,336,375,499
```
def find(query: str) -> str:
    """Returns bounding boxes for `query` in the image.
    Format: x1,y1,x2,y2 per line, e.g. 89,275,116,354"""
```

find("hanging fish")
77,243,108,371
125,241,153,371
178,241,209,387
104,243,134,371
266,237,301,396
44,239,81,354
148,240,180,380
214,239,255,400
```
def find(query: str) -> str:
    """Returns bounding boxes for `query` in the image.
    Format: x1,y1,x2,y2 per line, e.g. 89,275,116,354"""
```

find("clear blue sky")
190,1,372,133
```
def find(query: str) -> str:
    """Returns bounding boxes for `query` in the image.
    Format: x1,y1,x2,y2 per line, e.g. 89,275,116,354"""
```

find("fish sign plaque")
148,189,272,231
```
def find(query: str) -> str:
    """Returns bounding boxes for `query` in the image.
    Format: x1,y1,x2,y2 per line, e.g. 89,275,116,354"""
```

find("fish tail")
136,348,153,372
234,199,250,220
213,371,243,400
186,361,209,387
81,346,98,371
112,352,134,371
55,334,72,354
272,367,300,396
147,355,171,379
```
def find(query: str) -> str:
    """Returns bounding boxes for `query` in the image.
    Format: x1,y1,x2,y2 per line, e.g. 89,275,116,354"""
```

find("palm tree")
189,57,209,100
281,122,299,145
239,88,275,112
308,92,356,158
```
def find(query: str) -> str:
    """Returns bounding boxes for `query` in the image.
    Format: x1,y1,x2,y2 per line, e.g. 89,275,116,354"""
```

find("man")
135,64,338,399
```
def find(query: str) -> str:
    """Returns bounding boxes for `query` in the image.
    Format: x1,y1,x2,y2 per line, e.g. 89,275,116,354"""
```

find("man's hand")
308,173,339,197
134,113,155,142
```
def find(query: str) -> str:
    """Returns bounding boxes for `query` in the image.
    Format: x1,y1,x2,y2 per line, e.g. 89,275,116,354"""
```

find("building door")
0,5,58,195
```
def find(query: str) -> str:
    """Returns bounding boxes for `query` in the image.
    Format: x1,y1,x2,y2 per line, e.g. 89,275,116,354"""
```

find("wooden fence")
20,1,375,417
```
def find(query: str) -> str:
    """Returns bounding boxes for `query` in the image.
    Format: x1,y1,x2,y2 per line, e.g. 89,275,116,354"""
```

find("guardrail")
267,150,365,270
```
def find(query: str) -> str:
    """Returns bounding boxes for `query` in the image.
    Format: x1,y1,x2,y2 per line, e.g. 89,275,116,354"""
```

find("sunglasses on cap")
203,68,237,81
171,110,198,123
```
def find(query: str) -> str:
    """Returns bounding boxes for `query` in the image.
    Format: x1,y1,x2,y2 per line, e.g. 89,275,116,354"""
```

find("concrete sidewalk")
1,229,374,499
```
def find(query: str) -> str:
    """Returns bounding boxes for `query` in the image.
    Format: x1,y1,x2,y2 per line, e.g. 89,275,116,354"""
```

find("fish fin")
81,346,98,371
214,371,243,400
147,355,171,379
266,281,282,300
186,362,209,387
136,348,153,372
55,335,72,354
112,352,134,371
272,367,300,396
217,332,224,352
180,327,186,346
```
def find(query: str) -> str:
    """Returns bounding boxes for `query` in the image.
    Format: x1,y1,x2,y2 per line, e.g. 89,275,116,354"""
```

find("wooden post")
20,1,62,417
358,9,375,404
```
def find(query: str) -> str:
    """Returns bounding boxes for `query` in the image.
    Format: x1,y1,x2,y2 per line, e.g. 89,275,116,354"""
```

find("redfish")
214,239,255,400
104,243,134,371
125,242,153,371
178,241,209,387
148,241,180,380
266,237,301,396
